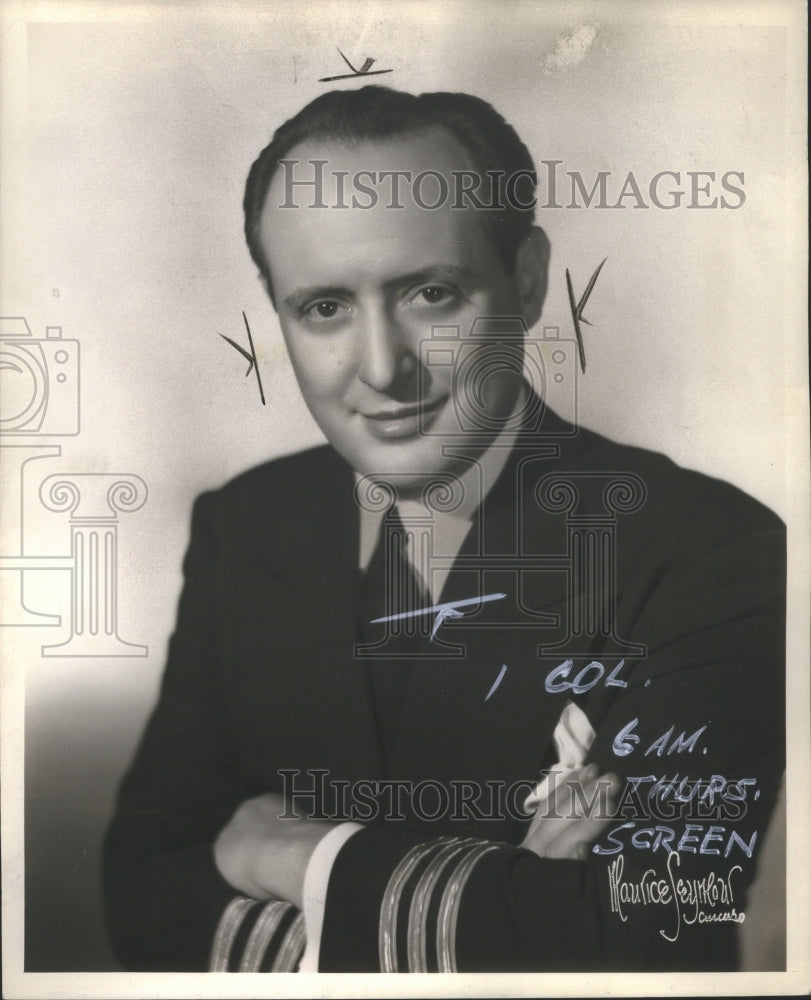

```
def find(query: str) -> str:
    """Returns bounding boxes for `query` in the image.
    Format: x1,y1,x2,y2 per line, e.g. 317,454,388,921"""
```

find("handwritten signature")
606,850,744,942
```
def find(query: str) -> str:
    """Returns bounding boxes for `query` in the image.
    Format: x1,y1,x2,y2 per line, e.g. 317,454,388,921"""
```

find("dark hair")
243,86,537,302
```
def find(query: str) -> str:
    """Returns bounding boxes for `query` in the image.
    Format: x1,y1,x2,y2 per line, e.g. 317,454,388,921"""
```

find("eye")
409,284,461,308
419,285,450,304
299,298,348,324
309,300,340,319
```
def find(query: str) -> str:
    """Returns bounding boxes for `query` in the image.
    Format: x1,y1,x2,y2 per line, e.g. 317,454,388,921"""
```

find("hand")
520,764,620,861
213,792,337,909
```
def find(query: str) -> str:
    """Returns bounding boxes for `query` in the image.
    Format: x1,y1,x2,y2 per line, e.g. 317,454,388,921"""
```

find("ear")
514,226,550,329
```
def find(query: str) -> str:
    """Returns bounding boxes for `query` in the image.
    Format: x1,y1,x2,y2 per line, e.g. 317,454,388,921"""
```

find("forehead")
259,127,502,293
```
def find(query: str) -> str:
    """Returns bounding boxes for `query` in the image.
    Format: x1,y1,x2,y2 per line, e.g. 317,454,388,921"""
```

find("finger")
542,774,621,860
522,767,608,846
523,764,590,814
523,762,596,811
520,766,591,847
522,769,597,848
541,813,612,860
522,773,620,858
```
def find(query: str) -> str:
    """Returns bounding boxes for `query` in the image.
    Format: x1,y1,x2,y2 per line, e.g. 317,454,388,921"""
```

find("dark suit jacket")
102,406,785,972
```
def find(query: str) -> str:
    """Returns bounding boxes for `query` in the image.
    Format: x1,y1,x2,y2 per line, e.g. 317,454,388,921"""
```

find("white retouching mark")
543,24,599,74
485,664,508,702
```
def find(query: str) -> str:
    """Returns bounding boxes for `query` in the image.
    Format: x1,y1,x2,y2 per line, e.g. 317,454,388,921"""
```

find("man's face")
259,127,540,491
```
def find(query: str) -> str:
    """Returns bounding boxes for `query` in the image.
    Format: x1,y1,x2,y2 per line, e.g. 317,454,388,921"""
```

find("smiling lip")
361,396,448,439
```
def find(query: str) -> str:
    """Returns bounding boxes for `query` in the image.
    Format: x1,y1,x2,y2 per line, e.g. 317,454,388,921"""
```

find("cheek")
284,332,355,400
404,305,481,381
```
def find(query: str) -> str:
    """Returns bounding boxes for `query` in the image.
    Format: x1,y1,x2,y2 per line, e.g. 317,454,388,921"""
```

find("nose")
356,304,417,393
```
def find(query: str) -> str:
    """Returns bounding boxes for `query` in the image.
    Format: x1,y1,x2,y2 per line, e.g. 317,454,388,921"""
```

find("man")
102,86,785,973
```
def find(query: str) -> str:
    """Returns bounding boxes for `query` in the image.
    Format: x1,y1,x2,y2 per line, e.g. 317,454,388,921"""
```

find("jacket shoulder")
191,444,349,537
558,424,785,541
219,444,343,497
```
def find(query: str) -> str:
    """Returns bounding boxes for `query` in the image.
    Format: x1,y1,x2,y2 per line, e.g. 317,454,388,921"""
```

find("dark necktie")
356,506,431,767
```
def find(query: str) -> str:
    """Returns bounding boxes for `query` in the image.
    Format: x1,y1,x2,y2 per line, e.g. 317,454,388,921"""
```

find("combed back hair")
244,86,538,304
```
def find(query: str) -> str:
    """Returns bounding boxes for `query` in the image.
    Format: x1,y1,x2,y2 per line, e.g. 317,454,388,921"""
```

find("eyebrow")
281,264,476,311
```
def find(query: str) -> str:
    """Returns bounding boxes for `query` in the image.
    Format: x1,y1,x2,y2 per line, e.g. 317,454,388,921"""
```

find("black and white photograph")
1,1,808,996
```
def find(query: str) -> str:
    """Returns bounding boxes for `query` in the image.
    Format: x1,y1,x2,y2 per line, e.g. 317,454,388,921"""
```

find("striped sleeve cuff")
318,827,514,972
209,895,306,972
379,836,499,972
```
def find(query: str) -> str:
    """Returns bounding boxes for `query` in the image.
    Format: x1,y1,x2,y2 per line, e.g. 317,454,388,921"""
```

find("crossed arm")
213,765,621,910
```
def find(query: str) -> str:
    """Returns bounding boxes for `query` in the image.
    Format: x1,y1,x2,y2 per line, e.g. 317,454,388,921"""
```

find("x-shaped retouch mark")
566,257,608,373
319,48,393,83
219,311,266,405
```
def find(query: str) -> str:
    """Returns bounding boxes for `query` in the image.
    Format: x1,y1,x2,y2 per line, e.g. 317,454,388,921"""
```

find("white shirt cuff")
298,821,363,972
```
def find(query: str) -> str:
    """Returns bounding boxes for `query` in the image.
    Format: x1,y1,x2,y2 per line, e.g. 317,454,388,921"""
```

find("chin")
346,442,456,489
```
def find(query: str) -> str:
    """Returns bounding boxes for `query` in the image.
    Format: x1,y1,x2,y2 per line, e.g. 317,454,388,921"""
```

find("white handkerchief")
522,700,596,814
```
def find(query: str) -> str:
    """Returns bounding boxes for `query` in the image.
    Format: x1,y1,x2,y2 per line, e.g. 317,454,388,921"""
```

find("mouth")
361,395,448,439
